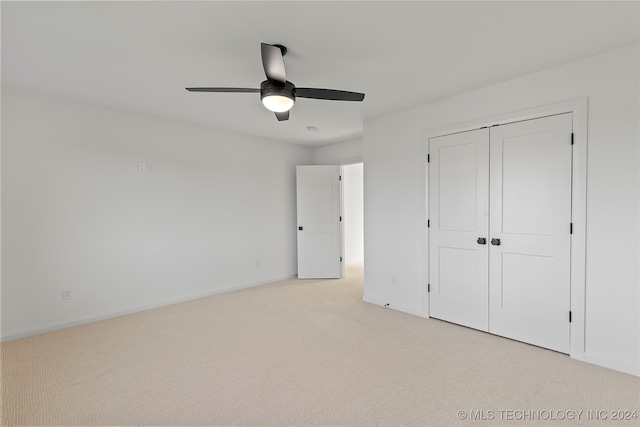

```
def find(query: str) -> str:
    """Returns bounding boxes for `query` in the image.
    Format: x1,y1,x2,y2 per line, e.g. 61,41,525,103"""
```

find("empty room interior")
1,1,639,426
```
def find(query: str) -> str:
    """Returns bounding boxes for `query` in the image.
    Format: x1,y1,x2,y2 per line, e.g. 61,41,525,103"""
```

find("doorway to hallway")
342,163,363,275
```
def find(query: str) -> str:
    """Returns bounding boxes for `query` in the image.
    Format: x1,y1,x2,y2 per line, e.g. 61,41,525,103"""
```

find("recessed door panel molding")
500,252,560,316
429,128,489,331
501,132,556,236
438,142,479,232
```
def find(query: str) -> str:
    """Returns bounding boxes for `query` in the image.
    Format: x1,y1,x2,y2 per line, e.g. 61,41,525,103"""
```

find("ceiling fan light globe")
262,94,294,113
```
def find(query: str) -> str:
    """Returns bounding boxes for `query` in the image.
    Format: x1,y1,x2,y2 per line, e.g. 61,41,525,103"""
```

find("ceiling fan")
186,43,365,122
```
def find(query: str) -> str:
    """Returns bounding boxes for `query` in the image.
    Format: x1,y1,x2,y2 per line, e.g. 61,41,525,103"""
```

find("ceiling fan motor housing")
260,80,296,102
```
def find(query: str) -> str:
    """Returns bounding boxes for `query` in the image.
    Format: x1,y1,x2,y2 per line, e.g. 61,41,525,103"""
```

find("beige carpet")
2,264,639,426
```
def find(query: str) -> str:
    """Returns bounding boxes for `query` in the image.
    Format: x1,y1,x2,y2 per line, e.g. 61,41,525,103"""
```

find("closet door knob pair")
476,238,501,245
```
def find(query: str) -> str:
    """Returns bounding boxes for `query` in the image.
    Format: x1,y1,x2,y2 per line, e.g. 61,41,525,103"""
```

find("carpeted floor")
1,264,639,426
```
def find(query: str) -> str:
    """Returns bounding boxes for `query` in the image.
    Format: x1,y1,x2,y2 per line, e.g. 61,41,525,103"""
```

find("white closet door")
429,128,490,331
489,114,572,353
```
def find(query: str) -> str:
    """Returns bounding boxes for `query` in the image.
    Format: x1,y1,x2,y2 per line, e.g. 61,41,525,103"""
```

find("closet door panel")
489,114,572,353
429,129,489,331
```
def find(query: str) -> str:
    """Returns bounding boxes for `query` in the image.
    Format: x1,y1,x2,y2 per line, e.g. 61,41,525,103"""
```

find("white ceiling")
2,1,639,148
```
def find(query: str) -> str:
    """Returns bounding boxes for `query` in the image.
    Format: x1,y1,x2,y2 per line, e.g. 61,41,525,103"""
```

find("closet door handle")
477,237,487,245
491,238,501,246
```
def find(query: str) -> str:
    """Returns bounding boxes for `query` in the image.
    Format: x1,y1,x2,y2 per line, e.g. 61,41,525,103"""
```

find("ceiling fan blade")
261,43,286,84
186,87,260,93
296,88,365,101
275,111,290,121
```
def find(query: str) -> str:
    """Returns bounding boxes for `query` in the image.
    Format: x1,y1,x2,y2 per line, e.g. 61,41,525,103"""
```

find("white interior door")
296,165,342,279
429,128,490,331
488,114,573,353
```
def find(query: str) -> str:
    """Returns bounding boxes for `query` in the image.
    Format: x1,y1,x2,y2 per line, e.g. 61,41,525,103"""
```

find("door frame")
299,157,363,279
340,160,365,274
420,97,588,361
338,155,364,279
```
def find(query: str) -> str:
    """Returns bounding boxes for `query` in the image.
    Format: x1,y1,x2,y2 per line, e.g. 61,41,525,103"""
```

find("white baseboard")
363,293,426,318
577,351,640,377
1,274,295,342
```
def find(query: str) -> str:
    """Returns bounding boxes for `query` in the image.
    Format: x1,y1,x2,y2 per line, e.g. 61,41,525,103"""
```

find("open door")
296,165,342,279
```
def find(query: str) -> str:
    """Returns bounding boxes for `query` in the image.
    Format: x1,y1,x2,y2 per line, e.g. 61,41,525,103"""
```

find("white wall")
1,87,314,339
314,138,363,165
363,44,639,375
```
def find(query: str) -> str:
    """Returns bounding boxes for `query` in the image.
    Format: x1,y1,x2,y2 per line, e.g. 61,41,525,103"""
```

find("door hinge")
340,216,342,222
427,283,431,293
340,256,343,262
571,133,574,145
427,154,430,163
339,175,342,181
427,219,430,228
569,311,572,323
570,223,573,234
